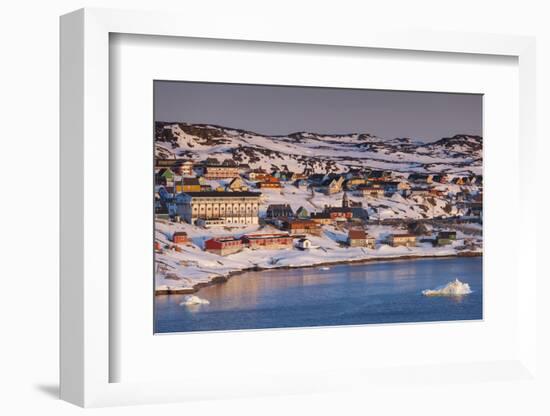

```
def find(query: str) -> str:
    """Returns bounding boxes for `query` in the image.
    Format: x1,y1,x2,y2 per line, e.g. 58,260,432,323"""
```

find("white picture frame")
60,8,539,408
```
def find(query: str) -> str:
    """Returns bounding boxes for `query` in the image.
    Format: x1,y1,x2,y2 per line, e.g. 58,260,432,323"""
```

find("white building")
296,238,312,250
175,191,261,225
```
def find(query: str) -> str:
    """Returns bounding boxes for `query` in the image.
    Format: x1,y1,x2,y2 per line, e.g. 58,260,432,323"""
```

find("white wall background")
0,1,548,415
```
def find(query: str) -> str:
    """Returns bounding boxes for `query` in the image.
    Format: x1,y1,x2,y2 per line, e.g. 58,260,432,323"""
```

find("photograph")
153,81,483,333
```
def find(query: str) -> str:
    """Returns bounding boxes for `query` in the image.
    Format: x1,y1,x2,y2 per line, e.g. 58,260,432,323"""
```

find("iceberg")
422,279,472,297
180,295,210,306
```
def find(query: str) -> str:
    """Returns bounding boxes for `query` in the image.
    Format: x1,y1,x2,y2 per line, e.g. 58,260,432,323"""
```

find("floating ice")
319,267,331,271
422,279,472,297
180,295,210,306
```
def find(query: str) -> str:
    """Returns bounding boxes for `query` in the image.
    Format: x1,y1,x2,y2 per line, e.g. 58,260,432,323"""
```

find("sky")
154,81,482,142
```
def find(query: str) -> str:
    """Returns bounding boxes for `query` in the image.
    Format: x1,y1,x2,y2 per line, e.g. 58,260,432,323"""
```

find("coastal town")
154,123,483,294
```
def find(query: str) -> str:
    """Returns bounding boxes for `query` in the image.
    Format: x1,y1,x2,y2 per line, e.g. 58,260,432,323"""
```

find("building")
283,220,322,236
241,233,293,250
344,177,367,190
469,202,483,218
317,176,344,194
320,193,354,221
451,176,468,185
295,206,310,219
354,186,385,198
407,222,430,236
409,173,434,184
226,177,248,192
257,176,282,189
308,173,327,186
170,177,201,193
246,168,269,181
155,159,194,175
172,231,188,244
204,237,243,256
353,207,370,222
324,207,353,221
290,172,307,181
347,229,376,248
175,191,261,226
389,234,417,247
408,187,431,197
203,164,241,179
367,170,392,181
156,168,176,186
296,238,312,250
381,181,402,195
196,218,226,228
431,173,448,184
294,179,309,189
435,230,457,246
274,171,294,182
310,212,333,225
266,204,294,219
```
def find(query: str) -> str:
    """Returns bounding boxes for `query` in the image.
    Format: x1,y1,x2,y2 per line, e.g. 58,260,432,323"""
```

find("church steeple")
342,192,349,208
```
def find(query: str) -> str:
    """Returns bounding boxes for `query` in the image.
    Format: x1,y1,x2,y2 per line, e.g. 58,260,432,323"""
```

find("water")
155,257,482,333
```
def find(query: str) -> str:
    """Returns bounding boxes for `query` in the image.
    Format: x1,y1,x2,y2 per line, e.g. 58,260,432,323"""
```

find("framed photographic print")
152,81,483,334
60,7,540,409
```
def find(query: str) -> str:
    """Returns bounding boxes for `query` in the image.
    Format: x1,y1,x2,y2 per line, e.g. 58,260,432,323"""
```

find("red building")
257,176,282,189
325,207,353,221
241,233,293,250
204,237,243,256
172,231,188,244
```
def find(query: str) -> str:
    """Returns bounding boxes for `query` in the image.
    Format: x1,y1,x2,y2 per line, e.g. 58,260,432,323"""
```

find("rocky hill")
155,122,482,175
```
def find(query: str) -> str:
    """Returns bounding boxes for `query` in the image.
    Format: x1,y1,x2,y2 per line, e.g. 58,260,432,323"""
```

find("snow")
154,123,483,294
156,123,482,175
155,215,481,293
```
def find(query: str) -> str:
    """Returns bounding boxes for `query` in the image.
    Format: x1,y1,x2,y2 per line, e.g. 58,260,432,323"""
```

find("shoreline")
155,250,482,295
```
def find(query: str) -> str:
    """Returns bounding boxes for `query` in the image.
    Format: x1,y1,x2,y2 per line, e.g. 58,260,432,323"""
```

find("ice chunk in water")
180,295,210,306
422,279,472,296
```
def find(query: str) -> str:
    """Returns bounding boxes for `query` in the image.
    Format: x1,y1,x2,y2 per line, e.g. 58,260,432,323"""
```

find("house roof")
181,178,200,185
368,170,390,178
228,177,243,185
242,233,291,240
287,220,319,228
311,212,331,219
267,204,292,209
157,168,174,176
181,191,261,198
173,231,188,237
348,229,367,239
206,236,241,243
391,233,416,238
357,186,384,191
325,207,353,213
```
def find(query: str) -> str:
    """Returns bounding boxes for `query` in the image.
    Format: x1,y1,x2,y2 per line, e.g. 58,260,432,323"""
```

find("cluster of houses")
155,157,480,257
156,158,483,210
163,225,458,257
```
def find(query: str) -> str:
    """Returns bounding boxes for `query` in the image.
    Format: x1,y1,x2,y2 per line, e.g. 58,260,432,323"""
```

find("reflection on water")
155,257,482,333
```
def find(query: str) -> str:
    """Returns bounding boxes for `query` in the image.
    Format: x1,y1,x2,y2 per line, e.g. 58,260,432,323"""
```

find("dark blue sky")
154,81,482,142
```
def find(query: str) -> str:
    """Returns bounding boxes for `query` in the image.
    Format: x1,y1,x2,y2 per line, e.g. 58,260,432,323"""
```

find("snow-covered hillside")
155,122,482,175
